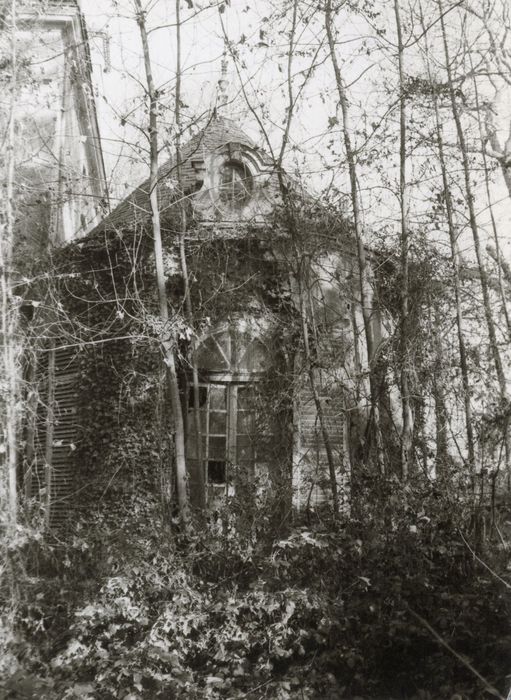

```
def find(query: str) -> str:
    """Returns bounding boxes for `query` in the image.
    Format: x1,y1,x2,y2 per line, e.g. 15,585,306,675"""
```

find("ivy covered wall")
40,224,301,526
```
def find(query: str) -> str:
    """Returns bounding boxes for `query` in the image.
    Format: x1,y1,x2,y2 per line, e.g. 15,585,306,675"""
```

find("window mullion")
227,385,238,472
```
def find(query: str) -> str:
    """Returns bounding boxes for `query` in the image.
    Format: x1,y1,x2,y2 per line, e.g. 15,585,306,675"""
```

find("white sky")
79,0,511,261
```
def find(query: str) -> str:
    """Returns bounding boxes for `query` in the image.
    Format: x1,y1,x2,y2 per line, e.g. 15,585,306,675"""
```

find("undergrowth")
1,479,510,699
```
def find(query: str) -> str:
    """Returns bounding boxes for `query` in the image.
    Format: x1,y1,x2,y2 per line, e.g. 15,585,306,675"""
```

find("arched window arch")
195,320,267,380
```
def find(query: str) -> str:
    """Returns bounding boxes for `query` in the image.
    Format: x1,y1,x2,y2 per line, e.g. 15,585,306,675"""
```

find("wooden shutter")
294,368,349,512
33,344,79,527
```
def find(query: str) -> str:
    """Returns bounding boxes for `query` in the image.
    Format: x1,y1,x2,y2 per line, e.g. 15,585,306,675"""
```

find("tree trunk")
432,306,449,475
324,0,385,475
135,0,189,523
393,0,414,481
0,0,19,526
420,3,476,475
174,0,205,512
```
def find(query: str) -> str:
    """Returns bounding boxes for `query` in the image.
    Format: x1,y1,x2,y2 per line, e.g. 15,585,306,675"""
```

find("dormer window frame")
218,158,254,209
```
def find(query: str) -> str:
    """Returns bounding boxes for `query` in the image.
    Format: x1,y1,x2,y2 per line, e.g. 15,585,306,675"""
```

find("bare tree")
393,0,415,480
324,0,385,476
134,0,189,522
419,3,476,474
439,0,507,402
0,0,19,526
173,0,205,512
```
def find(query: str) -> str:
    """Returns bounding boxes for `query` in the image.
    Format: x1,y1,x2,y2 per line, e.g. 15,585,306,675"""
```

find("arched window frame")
186,320,272,499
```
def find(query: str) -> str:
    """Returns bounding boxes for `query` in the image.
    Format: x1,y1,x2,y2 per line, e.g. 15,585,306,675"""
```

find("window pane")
209,410,226,434
219,163,252,205
237,386,254,410
209,385,226,409
208,460,226,484
241,340,267,373
197,337,229,371
209,435,226,460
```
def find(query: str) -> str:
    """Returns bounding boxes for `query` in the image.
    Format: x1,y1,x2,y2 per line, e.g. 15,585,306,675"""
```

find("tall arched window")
186,319,272,504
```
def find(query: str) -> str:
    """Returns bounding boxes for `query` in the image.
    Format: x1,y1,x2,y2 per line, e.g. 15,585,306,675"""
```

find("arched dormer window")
219,161,253,208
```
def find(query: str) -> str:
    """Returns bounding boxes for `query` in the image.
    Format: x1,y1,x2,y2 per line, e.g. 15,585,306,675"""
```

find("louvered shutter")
33,344,79,527
293,368,349,512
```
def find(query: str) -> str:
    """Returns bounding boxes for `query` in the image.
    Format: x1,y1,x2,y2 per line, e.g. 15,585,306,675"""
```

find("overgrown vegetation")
1,206,508,698
2,0,511,697
1,480,510,699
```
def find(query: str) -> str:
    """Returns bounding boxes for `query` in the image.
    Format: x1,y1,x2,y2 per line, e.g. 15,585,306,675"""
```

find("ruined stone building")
13,5,382,526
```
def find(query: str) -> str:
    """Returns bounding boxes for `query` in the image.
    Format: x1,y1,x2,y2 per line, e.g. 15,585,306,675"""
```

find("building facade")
25,115,382,525
12,7,382,527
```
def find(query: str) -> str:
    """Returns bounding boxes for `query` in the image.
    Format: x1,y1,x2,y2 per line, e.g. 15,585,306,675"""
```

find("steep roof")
92,117,264,235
